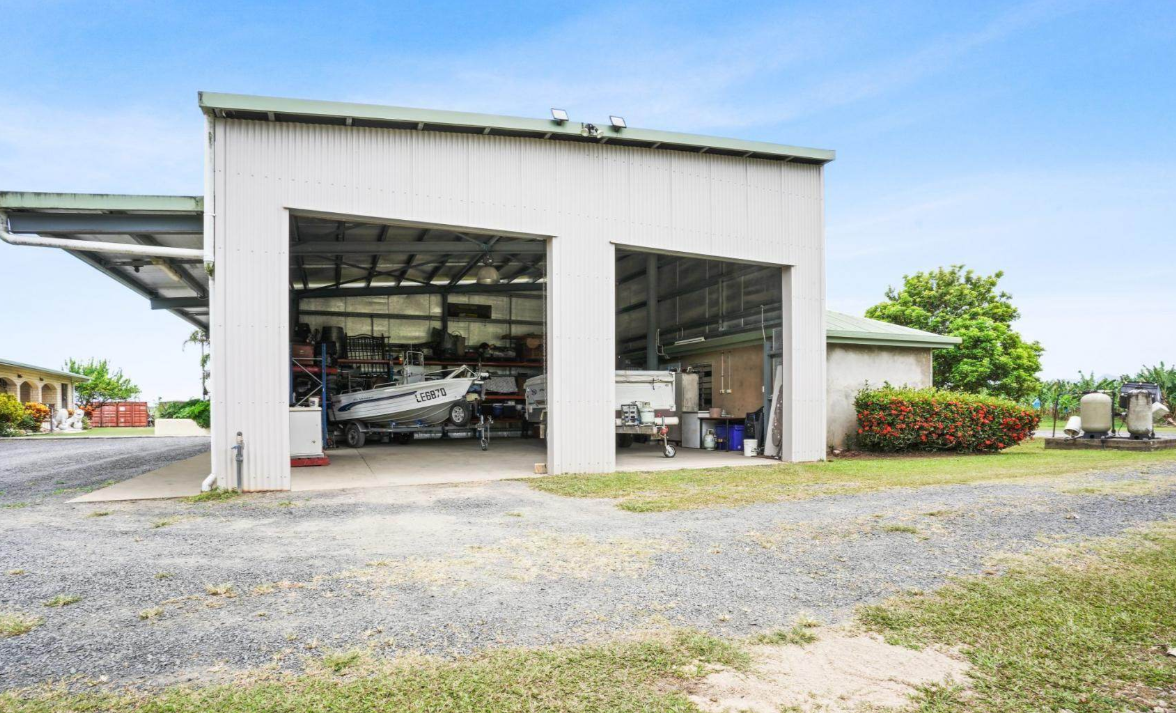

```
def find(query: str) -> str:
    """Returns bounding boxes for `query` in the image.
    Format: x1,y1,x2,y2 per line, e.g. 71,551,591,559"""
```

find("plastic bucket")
728,424,745,452
743,438,757,457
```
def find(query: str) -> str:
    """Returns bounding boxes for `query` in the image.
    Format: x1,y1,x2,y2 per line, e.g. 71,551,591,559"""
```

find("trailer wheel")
449,402,471,427
394,432,414,445
617,434,634,448
344,423,366,448
663,444,677,458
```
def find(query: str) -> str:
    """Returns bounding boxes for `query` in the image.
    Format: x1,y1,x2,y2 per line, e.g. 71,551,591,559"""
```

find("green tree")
64,358,141,406
866,265,1043,401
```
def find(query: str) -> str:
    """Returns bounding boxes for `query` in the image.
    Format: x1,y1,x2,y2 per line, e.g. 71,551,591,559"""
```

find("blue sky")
1,0,1173,402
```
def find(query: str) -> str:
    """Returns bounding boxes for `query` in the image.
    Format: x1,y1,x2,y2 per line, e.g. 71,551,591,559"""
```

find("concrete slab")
69,453,209,502
1044,435,1176,451
75,438,778,501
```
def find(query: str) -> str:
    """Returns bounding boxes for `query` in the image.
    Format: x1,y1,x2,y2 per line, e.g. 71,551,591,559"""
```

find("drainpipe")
232,431,244,492
0,211,203,260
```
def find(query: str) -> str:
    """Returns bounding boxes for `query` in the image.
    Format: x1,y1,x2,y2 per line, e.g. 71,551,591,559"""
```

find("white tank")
1079,392,1113,434
1125,390,1154,437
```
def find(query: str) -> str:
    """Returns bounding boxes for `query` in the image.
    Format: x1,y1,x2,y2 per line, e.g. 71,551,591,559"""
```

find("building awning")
0,192,207,330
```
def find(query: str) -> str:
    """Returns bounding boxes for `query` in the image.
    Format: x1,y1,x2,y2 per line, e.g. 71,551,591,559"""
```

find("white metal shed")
1,92,834,491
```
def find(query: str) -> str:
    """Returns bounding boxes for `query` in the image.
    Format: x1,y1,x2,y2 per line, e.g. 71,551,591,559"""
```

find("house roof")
825,311,962,349
0,358,89,381
198,92,836,165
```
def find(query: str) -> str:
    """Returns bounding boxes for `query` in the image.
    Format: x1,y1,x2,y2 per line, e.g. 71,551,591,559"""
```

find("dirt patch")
688,630,969,712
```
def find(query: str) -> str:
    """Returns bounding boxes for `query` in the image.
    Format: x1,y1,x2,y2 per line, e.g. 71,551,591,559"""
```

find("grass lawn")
862,522,1176,712
528,438,1176,512
26,427,155,438
0,630,748,713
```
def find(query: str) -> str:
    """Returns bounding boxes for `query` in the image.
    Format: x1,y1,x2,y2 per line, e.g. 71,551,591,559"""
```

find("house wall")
208,119,826,490
0,365,76,408
826,343,932,448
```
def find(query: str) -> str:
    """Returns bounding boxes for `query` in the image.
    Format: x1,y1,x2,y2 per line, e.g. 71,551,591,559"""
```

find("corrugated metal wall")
208,120,825,488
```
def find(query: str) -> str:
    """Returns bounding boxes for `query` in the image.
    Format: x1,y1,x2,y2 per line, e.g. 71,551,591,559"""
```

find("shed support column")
645,253,658,370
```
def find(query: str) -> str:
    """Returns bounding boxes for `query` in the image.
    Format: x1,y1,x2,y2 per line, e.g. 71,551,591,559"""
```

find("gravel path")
1,450,1174,691
0,437,210,502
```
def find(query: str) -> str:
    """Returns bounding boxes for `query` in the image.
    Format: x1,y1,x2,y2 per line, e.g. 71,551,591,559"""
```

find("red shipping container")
89,401,149,428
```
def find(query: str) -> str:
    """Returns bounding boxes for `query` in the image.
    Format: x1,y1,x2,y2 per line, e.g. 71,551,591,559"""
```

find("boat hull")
329,378,476,425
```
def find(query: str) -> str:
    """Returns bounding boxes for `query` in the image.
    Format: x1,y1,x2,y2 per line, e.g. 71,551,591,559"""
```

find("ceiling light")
476,264,501,285
551,108,569,124
476,254,501,285
609,115,626,129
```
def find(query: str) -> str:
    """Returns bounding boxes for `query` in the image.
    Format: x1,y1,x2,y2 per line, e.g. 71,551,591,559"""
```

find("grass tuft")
154,572,173,580
0,611,43,638
184,489,242,504
204,583,236,598
7,569,25,576
151,518,176,529
319,649,365,674
87,510,113,518
138,607,164,621
750,624,819,647
881,523,920,534
43,594,81,608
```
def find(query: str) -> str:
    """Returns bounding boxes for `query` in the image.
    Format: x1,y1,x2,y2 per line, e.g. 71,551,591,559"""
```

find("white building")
0,92,951,491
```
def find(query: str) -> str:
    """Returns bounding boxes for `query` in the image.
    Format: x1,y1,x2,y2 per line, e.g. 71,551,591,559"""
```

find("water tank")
1125,390,1154,438
1079,392,1113,435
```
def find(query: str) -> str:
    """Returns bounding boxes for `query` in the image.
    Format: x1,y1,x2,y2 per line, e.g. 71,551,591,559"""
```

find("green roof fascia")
0,358,90,381
0,192,203,213
826,334,960,350
198,92,836,165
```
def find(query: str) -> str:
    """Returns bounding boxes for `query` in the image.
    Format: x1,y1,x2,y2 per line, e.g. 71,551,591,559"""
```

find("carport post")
645,253,658,370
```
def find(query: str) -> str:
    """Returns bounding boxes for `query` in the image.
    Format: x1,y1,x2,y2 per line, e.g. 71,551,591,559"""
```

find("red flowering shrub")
854,386,1038,453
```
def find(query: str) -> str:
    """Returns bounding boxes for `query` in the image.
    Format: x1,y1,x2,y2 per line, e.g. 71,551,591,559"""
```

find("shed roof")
198,92,835,165
0,358,89,381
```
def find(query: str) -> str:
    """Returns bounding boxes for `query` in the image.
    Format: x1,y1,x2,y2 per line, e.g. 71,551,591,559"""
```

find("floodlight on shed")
609,115,626,129
551,108,569,124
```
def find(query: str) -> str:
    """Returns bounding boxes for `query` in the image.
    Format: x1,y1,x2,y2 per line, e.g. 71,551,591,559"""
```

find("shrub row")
158,399,211,429
854,386,1038,453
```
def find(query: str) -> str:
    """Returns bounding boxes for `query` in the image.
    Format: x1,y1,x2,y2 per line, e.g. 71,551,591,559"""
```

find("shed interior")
286,214,554,476
614,248,782,454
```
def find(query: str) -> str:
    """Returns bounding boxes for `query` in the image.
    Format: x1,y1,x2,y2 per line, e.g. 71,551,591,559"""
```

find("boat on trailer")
329,355,486,447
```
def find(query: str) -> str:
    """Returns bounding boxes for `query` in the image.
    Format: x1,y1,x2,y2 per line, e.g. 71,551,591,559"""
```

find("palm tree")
183,330,210,399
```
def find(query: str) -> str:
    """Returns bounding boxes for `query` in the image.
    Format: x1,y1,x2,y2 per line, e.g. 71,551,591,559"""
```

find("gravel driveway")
0,437,210,502
1,452,1173,692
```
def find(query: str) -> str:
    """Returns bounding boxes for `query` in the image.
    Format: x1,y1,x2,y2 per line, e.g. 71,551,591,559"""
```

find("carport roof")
199,91,836,165
0,191,207,330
